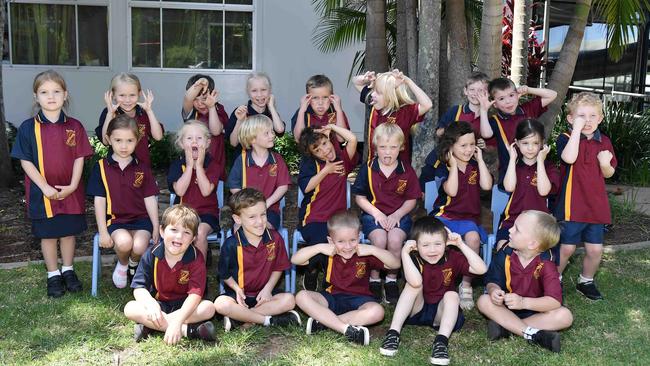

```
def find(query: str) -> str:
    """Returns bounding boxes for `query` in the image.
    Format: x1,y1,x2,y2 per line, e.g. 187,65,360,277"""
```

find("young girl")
87,115,160,289
226,72,285,151
429,122,492,310
96,73,164,167
353,69,432,165
11,70,93,298
498,119,559,250
167,121,222,260
297,124,358,290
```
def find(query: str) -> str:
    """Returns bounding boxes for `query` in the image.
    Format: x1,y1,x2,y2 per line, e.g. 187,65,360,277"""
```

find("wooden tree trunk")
405,0,419,79
446,0,472,108
522,0,534,82
396,0,408,72
439,16,449,113
479,0,503,79
0,4,16,187
511,0,527,85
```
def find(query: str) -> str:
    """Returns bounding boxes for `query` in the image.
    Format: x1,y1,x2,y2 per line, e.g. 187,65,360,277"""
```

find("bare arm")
403,75,432,116
144,195,159,244
267,95,285,134
560,119,584,164
357,244,401,270
521,85,557,108
475,147,493,190
140,90,164,141
447,233,488,275
352,71,375,93
503,144,518,193
401,241,423,288
20,160,57,199
291,243,334,265
535,145,552,196
293,95,310,142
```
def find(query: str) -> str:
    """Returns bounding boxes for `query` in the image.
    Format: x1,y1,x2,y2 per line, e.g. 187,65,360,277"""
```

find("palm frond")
593,0,650,61
312,7,367,53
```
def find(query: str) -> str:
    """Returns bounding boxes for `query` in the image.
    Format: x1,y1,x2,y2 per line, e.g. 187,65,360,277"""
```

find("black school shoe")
530,330,561,353
134,323,154,342
62,270,83,292
47,275,66,298
369,281,383,302
270,310,302,327
576,281,603,300
302,270,319,291
127,263,138,284
306,317,327,335
487,320,511,341
344,325,370,345
384,281,400,304
187,321,217,342
379,329,401,356
430,340,450,365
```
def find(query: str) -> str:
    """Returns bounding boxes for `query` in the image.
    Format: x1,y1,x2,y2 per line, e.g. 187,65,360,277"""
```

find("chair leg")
91,233,100,297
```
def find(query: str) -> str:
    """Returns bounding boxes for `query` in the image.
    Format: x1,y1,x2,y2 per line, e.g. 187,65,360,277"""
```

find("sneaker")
487,320,510,341
458,284,474,310
112,264,127,289
270,310,302,327
576,281,603,300
530,330,561,353
384,281,400,304
127,263,138,284
223,316,242,332
430,340,450,365
62,270,83,292
302,270,319,291
379,329,400,356
134,323,153,342
369,281,383,302
187,321,216,342
344,325,370,346
306,317,327,335
46,275,66,298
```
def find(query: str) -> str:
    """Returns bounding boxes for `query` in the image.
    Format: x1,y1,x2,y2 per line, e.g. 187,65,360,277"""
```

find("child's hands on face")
537,144,551,162
447,151,458,169
184,146,195,168
478,90,494,112
138,89,155,112
571,116,586,133
597,150,613,166
234,105,248,121
516,85,529,96
204,89,219,108
473,146,484,162
104,91,119,114
391,69,406,87
322,243,338,257
300,94,312,110
192,78,209,94
477,138,486,149
507,142,518,161
329,94,342,111
362,71,376,87
195,146,206,167
490,289,505,305
267,94,276,109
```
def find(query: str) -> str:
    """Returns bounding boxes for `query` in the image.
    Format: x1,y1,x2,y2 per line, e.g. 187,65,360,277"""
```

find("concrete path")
607,184,650,214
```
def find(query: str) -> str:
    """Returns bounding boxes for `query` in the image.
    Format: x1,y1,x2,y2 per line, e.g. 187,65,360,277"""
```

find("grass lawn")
1,249,649,366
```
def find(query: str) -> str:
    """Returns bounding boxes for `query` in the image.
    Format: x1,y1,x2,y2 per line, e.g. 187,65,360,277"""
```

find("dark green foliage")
148,132,177,170
274,133,301,175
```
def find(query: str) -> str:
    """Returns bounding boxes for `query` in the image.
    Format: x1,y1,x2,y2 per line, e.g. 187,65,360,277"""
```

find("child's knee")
123,300,141,318
476,294,492,312
364,302,385,322
214,295,236,314
443,290,460,305
584,244,603,256
556,307,574,328
197,300,217,319
276,293,296,309
465,232,481,249
561,244,577,256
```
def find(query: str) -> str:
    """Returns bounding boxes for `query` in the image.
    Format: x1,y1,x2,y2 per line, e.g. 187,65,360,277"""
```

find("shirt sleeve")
360,85,371,105
274,154,292,186
10,119,34,162
290,109,299,133
452,249,472,277
86,162,106,197
298,158,317,194
369,253,387,270
226,155,244,189
545,161,561,195
131,247,154,290
217,103,229,128
271,231,291,272
484,250,507,289
522,96,547,118
218,237,237,282
167,159,183,193
96,108,108,140
351,163,370,196
556,133,570,161
73,121,94,158
541,260,562,304
437,106,457,129
187,250,207,297
401,103,423,126
404,167,423,200
488,115,498,138
225,110,238,142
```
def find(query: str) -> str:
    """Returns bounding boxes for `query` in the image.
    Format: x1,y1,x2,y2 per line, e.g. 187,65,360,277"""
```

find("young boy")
123,205,216,344
213,188,300,331
479,78,557,183
182,74,230,180
292,211,401,345
476,210,573,353
555,92,616,300
352,123,421,304
226,114,291,230
379,217,487,365
291,74,350,142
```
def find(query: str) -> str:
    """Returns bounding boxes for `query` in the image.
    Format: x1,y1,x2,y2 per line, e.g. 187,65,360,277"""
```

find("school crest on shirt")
533,262,544,279
386,116,397,124
442,268,453,286
396,179,408,194
133,171,144,188
468,170,478,185
266,242,276,261
65,129,76,147
530,171,538,187
269,164,278,177
327,113,336,124
138,123,146,137
178,270,190,285
355,261,367,278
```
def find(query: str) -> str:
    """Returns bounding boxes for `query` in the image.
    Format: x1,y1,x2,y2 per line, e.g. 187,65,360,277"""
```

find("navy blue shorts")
108,218,153,235
267,210,281,230
199,214,220,232
298,222,329,246
405,302,465,332
321,291,377,315
361,213,412,237
513,309,538,319
560,221,604,244
436,216,488,243
496,227,510,242
32,214,87,239
224,288,282,308
158,298,186,313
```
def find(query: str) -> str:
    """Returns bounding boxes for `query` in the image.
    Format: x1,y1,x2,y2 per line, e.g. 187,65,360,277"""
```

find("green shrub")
149,132,178,170
274,133,301,175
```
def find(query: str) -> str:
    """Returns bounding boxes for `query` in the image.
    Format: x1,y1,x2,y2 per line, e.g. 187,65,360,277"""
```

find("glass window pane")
162,9,223,69
78,6,108,66
226,0,253,4
132,8,161,67
10,3,76,65
163,0,223,3
225,11,252,69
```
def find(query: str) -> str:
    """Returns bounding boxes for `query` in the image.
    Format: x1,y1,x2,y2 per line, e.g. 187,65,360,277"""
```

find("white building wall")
2,0,365,138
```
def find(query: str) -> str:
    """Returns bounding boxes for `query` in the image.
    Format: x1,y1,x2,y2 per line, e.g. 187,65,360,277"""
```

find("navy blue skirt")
32,214,87,239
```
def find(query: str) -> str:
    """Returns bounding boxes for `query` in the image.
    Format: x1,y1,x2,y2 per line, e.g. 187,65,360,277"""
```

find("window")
130,1,253,70
8,2,109,66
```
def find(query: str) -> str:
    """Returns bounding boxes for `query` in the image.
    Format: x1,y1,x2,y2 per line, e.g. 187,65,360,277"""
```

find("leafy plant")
149,132,177,170
274,133,301,175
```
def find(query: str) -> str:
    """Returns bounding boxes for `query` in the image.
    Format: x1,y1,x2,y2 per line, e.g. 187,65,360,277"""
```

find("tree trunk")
412,0,441,173
406,0,419,79
396,0,408,72
0,3,15,188
365,0,389,72
522,0,534,82
439,16,449,113
540,0,592,134
479,0,503,79
446,0,472,108
510,0,527,86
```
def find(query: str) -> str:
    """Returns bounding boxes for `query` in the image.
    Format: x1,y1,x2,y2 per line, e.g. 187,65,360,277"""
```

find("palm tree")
445,0,472,109
479,0,502,79
510,0,531,86
0,3,15,188
366,0,389,71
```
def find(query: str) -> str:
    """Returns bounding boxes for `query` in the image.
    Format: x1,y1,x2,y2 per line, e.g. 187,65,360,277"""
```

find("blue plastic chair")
484,185,511,267
424,179,440,213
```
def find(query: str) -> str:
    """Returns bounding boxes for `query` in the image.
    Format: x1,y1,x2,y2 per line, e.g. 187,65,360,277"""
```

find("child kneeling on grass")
292,210,401,345
476,210,573,353
379,216,487,365
123,205,216,344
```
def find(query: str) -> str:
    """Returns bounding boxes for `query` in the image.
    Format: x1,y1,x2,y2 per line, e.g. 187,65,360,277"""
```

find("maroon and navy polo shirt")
360,86,423,164
167,155,221,217
410,248,471,304
298,144,358,226
323,252,385,296
431,159,483,224
290,105,350,132
351,157,422,216
131,242,206,301
499,160,560,230
554,130,617,224
218,227,290,297
11,111,93,219
438,104,496,147
182,104,229,180
86,154,159,226
97,105,163,167
226,150,291,214
485,246,562,304
225,100,279,152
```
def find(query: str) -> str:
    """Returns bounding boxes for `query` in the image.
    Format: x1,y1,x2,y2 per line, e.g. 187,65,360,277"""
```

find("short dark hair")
229,188,266,215
488,77,517,97
466,72,490,87
306,74,333,94
106,114,141,141
409,216,448,242
186,74,215,94
298,126,328,157
437,121,475,165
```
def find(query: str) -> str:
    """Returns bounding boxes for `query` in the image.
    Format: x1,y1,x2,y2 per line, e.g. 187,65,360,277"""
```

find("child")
214,188,300,331
87,114,160,289
182,74,230,180
292,211,401,345
497,119,560,250
379,217,487,365
352,123,421,304
297,124,359,290
11,70,93,298
226,72,285,151
291,74,350,142
476,210,573,353
353,69,432,165
124,205,216,344
226,114,291,230
96,73,164,167
167,121,222,260
428,122,492,310
555,92,616,300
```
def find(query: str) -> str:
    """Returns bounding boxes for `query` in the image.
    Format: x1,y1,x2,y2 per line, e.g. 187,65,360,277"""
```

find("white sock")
263,316,271,326
369,278,381,283
128,258,139,268
61,265,74,273
47,270,61,278
578,274,593,284
385,277,397,283
116,262,128,270
523,326,539,340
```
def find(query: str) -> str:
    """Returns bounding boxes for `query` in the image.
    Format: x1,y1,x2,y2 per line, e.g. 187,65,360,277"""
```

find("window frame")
6,0,112,69
128,0,255,73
